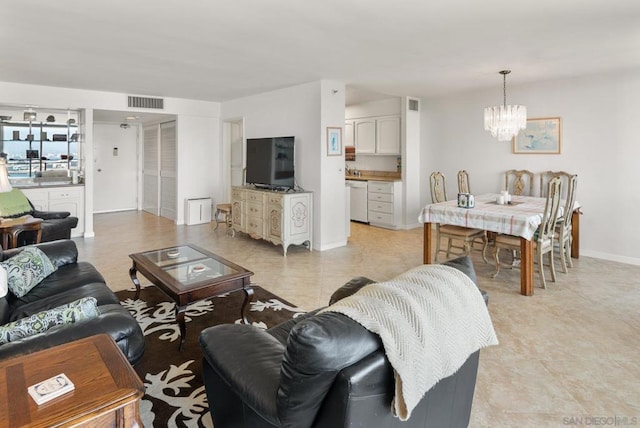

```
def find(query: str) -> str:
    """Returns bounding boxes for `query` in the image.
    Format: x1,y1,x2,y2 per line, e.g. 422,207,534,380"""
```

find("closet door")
160,121,177,220
142,125,160,215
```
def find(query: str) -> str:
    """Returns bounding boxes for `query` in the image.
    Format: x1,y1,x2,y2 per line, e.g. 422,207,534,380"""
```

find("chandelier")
484,70,526,142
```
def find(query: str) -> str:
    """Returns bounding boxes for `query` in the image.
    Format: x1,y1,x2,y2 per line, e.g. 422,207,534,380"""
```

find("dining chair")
505,169,534,196
493,176,563,289
539,170,572,198
556,174,578,272
539,171,578,272
457,170,471,194
429,172,488,263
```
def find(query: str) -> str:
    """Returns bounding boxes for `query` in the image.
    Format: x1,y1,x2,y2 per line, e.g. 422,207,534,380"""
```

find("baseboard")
318,240,348,251
580,250,640,266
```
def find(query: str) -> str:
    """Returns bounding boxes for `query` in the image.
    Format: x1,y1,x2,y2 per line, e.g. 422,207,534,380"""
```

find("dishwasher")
348,180,368,223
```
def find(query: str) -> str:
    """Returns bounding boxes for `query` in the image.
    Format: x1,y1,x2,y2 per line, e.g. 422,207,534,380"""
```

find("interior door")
159,121,176,220
229,120,244,187
143,125,159,215
93,123,138,213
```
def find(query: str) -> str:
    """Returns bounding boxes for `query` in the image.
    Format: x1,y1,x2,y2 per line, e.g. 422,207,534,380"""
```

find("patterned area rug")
116,285,305,428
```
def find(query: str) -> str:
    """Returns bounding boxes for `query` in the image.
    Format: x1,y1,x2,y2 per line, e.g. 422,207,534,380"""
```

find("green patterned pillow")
1,246,57,298
0,189,33,217
0,297,99,345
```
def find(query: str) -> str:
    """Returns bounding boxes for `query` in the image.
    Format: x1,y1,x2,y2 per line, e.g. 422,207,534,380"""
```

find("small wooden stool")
214,203,233,235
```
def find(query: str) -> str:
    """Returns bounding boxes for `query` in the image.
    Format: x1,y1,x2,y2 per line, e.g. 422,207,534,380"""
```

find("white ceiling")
1,0,639,106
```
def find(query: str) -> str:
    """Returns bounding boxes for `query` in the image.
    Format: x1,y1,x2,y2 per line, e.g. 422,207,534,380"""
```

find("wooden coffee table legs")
240,286,254,324
174,285,254,350
129,265,141,300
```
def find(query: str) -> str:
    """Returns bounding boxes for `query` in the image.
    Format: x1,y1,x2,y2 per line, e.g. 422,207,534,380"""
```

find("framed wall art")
327,127,342,156
512,117,562,154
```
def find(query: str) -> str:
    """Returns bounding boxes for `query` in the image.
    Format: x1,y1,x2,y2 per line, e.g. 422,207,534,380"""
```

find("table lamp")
0,158,12,193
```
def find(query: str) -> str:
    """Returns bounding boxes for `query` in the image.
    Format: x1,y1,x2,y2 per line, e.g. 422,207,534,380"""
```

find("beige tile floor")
75,211,640,427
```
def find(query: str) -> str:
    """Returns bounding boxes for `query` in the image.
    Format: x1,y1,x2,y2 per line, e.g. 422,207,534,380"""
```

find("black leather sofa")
200,256,487,428
0,240,144,364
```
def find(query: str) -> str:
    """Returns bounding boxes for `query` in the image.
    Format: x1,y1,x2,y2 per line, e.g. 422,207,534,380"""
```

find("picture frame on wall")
327,127,342,156
512,117,562,154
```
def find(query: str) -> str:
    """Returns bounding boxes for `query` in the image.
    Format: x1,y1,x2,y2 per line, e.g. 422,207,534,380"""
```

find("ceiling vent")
408,98,420,112
127,96,164,110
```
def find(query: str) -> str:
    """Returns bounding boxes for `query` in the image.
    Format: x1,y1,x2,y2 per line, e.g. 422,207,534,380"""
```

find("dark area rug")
116,285,305,428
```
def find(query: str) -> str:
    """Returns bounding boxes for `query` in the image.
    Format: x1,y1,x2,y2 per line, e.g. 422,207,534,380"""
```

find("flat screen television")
245,136,295,190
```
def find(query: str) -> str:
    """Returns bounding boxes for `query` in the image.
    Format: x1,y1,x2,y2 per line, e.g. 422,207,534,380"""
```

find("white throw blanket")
319,264,498,420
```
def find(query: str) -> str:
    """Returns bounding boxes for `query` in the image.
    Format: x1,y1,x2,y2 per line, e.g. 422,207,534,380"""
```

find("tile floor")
75,211,640,427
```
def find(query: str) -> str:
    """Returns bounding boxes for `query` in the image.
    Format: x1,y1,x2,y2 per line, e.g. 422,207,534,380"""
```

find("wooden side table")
0,334,144,427
0,215,43,250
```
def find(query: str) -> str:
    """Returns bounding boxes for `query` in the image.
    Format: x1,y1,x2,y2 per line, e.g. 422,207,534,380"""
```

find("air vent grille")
128,96,164,110
408,98,420,112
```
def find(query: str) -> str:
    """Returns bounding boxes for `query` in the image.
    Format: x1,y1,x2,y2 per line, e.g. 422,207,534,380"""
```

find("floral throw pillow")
1,246,57,298
0,297,100,345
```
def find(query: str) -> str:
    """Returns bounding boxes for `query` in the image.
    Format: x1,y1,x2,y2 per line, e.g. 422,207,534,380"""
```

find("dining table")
418,193,581,296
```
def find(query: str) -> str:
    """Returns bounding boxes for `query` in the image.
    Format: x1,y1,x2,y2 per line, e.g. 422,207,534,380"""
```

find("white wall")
175,115,220,224
222,80,347,251
421,70,640,264
0,81,222,229
319,80,348,250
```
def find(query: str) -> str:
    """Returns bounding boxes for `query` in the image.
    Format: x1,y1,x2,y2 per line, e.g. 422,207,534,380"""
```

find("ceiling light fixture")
484,70,527,142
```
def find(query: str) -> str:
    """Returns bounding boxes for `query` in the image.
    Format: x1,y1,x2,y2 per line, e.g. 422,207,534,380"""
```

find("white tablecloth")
418,194,574,240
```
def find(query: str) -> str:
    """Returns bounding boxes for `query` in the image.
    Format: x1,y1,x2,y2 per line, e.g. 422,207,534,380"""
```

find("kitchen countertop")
11,181,84,189
345,172,401,182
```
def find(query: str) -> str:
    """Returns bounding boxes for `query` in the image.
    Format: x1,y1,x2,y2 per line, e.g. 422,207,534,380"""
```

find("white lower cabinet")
21,186,85,237
367,181,402,230
231,186,313,256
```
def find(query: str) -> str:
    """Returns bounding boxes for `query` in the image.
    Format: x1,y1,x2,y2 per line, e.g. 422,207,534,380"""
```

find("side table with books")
0,334,144,427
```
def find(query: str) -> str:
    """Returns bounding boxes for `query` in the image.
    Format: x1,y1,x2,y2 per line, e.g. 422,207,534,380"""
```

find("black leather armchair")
199,256,486,428
18,199,79,246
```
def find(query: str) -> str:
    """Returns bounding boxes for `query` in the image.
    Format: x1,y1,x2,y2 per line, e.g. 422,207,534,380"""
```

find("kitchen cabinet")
231,186,313,256
367,180,402,230
344,120,355,147
349,116,400,155
375,116,401,154
21,186,85,237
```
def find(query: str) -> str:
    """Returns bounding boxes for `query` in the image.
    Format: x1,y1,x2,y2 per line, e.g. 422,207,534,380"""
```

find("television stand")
231,186,313,256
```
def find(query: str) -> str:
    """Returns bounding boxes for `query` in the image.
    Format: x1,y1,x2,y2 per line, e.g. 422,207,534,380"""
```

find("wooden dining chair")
429,172,488,263
539,170,572,198
493,176,563,289
539,171,578,272
505,169,534,196
556,174,578,272
457,170,471,194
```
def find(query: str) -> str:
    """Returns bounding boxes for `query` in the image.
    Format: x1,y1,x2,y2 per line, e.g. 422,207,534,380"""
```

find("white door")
229,120,244,187
160,121,176,220
143,125,160,215
93,123,138,213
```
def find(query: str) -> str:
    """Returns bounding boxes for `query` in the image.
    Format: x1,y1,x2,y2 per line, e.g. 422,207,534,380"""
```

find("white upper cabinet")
375,116,401,154
349,115,400,155
344,120,355,147
354,118,376,153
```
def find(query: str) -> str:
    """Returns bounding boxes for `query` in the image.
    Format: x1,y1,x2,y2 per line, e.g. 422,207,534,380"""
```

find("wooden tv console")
231,186,313,256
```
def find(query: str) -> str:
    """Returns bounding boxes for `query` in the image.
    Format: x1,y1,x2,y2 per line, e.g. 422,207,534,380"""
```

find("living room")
1,1,639,427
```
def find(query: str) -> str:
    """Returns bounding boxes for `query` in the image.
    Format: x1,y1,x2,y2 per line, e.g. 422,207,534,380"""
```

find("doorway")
93,123,138,213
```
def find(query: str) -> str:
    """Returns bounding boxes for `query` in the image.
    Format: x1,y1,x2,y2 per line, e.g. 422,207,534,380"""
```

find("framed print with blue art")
513,117,562,154
327,127,342,156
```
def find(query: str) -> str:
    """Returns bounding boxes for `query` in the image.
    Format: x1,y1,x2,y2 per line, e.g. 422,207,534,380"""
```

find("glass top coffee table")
128,244,254,349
